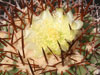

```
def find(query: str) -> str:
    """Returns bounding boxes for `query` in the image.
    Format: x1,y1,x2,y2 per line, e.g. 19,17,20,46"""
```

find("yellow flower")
24,8,83,57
